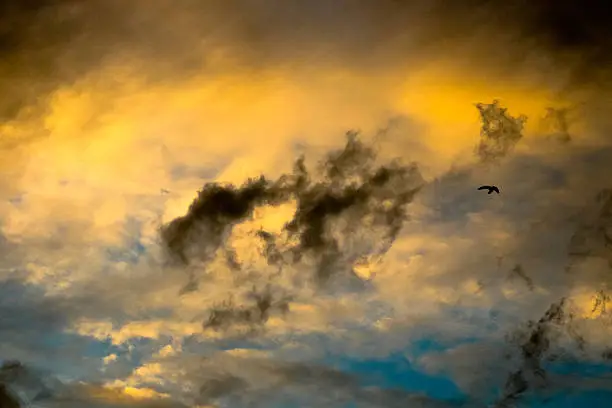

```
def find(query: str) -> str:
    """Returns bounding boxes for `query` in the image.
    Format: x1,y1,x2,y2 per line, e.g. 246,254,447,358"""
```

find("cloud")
162,132,422,279
1,1,612,407
203,286,291,333
157,132,424,338
3,93,612,406
129,350,468,408
494,298,585,406
474,100,527,163
160,176,288,266
0,360,189,408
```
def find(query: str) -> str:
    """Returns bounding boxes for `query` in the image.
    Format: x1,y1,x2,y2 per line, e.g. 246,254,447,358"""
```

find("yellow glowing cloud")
394,64,570,166
81,383,170,404
1,23,607,374
71,318,202,345
3,52,572,251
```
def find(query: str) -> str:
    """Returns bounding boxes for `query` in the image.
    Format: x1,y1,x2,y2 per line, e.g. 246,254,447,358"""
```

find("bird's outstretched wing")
478,186,492,190
492,186,500,193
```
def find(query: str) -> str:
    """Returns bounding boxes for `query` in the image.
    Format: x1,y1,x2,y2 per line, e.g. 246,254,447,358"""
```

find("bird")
478,185,500,194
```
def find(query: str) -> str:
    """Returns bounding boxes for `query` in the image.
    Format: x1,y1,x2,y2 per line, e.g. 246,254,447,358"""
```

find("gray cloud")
203,285,291,333
166,355,470,408
494,298,584,406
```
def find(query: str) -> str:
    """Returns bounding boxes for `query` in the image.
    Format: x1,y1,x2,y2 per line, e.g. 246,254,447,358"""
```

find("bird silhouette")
478,185,500,194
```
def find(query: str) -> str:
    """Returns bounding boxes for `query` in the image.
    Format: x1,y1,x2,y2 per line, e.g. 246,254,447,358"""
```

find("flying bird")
478,185,500,194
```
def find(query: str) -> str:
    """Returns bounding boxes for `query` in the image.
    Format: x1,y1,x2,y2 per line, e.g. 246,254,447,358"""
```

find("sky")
1,0,612,407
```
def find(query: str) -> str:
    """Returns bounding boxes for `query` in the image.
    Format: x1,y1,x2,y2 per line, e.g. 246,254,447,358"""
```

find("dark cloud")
285,133,423,283
192,358,468,408
160,176,290,265
507,264,534,292
0,0,609,131
255,229,284,270
163,132,422,331
266,361,465,408
163,132,423,285
497,298,587,406
203,286,291,333
420,298,608,406
198,374,248,403
522,0,612,87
